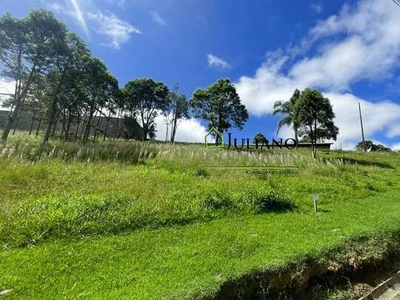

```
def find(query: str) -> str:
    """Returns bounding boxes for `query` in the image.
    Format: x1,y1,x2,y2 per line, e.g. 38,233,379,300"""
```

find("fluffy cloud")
325,93,400,149
207,54,230,69
154,114,210,143
235,0,400,150
392,142,400,151
87,11,142,49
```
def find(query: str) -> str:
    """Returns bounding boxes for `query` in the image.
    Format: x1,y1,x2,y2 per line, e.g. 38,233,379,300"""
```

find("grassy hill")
1,133,400,299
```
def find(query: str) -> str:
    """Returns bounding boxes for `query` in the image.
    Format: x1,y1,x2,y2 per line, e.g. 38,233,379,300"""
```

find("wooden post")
313,194,319,212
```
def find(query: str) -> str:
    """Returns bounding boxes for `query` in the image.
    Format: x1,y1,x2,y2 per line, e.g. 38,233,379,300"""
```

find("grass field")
1,133,400,299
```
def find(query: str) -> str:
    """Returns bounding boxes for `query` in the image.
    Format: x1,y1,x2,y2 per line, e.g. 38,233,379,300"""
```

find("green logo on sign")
205,127,224,148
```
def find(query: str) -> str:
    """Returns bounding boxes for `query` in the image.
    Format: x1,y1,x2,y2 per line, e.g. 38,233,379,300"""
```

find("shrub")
252,192,295,214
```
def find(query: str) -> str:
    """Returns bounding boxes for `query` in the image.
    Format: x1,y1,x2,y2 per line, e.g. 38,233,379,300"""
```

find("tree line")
0,10,251,145
1,9,340,158
0,10,193,144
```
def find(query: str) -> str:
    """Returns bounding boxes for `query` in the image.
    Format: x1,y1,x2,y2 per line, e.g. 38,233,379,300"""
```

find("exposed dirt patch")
211,231,400,300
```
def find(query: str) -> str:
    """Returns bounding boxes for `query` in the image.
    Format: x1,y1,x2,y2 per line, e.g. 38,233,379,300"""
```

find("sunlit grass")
1,133,400,298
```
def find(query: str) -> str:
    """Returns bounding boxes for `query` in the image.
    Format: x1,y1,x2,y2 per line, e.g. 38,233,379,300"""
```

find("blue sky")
1,0,400,149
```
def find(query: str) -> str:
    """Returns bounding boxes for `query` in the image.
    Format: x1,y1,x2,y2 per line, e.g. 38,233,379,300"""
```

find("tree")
189,78,248,144
272,89,300,145
82,57,119,143
253,133,267,144
355,140,391,152
293,88,339,158
166,84,190,142
0,10,67,143
123,78,169,140
41,33,90,143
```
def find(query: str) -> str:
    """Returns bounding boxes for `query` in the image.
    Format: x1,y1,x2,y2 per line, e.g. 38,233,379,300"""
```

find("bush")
252,192,295,214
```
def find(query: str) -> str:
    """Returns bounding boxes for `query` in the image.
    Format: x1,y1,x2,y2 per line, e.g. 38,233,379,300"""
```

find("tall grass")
0,131,346,167
0,133,162,164
1,134,398,249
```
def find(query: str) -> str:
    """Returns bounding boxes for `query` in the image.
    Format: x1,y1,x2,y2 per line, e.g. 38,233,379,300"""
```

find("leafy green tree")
356,140,372,152
166,84,190,142
0,10,67,143
272,89,300,145
190,78,248,144
82,57,119,143
373,144,392,152
293,88,339,158
355,140,391,152
123,78,169,140
41,33,90,142
253,133,267,144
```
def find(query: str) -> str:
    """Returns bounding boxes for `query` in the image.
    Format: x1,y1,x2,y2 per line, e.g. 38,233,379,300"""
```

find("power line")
394,0,400,8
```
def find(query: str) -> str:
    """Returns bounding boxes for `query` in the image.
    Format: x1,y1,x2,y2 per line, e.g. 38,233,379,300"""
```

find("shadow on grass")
317,209,331,213
1,196,297,249
252,195,297,214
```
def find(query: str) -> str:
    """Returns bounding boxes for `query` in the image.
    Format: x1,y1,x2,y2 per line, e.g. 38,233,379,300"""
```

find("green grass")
1,134,400,299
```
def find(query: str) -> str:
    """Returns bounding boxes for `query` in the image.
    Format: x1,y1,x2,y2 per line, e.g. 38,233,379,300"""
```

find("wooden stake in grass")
313,194,319,212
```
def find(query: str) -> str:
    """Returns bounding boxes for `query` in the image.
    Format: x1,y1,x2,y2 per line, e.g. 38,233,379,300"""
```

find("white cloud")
235,0,400,149
392,142,400,151
150,11,167,26
87,11,142,49
154,115,210,143
44,2,65,13
324,93,400,149
207,54,230,69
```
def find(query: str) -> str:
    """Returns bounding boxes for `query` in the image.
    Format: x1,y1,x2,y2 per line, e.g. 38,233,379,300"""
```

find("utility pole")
358,102,366,151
